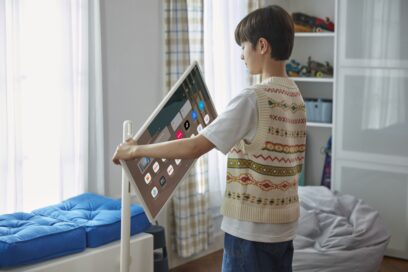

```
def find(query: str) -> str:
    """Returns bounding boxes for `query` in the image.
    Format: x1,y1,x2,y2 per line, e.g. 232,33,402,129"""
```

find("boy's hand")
124,137,137,145
112,140,138,165
112,134,215,165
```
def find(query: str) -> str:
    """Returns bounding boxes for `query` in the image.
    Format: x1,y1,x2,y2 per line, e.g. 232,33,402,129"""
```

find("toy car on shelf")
286,59,308,77
286,57,333,78
294,24,313,33
307,56,333,77
292,12,335,32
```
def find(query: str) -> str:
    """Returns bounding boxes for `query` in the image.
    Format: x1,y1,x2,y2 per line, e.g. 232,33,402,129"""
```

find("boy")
113,5,306,272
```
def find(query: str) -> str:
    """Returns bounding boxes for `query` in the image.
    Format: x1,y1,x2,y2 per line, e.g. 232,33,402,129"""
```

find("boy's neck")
261,59,287,80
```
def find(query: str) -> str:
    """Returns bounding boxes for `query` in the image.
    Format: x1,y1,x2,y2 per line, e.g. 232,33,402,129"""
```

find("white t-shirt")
200,88,298,243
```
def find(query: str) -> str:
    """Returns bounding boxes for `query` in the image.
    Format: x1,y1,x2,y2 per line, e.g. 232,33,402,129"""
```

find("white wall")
100,0,163,197
99,2,224,268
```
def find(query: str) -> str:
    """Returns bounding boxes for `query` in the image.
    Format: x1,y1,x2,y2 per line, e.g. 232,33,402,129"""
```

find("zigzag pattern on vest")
226,172,298,191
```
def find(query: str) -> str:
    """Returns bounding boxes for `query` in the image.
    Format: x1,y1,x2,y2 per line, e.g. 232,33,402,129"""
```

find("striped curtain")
164,0,212,258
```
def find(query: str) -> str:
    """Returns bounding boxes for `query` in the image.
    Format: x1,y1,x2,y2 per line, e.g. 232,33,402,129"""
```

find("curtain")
164,0,212,258
203,0,260,237
360,0,406,130
0,0,104,214
87,0,105,195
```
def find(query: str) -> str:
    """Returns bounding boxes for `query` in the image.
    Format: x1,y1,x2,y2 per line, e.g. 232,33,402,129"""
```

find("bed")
294,186,390,272
0,193,153,272
1,234,153,272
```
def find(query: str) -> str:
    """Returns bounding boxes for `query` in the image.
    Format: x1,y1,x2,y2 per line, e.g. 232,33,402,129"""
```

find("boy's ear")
258,38,269,55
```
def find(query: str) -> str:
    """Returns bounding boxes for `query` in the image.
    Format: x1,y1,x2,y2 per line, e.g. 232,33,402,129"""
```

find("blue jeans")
222,233,294,272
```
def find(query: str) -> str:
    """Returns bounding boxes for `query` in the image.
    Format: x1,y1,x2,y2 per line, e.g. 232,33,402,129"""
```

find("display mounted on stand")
120,61,217,223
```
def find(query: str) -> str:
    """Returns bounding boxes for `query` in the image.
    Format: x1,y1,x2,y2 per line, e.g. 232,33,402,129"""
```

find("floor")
170,250,408,272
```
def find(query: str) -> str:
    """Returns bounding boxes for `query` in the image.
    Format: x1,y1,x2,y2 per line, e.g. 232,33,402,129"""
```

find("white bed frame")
0,233,153,272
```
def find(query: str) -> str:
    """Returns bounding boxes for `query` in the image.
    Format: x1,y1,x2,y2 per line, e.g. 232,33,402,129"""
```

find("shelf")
291,77,333,83
295,32,335,38
307,122,333,128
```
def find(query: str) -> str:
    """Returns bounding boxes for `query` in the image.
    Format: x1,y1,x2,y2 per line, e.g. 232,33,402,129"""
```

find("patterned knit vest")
220,78,306,224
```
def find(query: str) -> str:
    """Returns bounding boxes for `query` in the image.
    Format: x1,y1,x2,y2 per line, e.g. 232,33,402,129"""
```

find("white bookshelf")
291,77,333,83
295,32,335,38
271,0,337,186
307,122,333,128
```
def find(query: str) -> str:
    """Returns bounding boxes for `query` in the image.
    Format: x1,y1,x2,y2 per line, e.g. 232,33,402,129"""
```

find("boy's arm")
112,134,215,165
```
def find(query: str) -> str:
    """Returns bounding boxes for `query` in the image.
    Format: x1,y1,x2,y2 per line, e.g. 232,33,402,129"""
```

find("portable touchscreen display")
121,61,217,222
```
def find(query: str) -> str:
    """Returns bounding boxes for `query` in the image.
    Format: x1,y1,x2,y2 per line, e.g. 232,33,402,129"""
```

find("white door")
334,0,408,259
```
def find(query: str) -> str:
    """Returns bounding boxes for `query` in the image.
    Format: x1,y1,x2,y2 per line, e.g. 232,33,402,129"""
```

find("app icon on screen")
191,110,198,121
153,162,160,173
197,124,203,133
144,173,152,184
176,130,184,139
184,120,190,130
171,113,183,132
198,100,205,111
151,187,158,198
138,157,151,173
167,165,174,175
159,176,167,187
204,114,210,125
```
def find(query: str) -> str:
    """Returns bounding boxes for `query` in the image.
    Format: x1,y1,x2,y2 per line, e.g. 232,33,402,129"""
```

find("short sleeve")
200,90,258,154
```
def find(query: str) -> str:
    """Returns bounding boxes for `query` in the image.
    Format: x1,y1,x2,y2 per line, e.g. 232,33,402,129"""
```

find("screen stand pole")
120,120,133,272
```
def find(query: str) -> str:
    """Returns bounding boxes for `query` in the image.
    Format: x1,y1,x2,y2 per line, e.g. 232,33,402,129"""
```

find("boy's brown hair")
235,5,294,61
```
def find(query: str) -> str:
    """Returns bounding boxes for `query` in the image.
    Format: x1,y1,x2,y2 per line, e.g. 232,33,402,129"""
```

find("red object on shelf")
292,12,335,32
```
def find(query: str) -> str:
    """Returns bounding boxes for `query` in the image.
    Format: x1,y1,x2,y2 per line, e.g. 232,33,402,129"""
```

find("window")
0,0,95,213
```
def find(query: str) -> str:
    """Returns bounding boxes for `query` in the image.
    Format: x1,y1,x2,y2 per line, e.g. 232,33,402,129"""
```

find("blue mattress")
0,193,151,268
33,193,151,247
0,212,86,268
